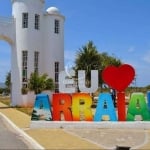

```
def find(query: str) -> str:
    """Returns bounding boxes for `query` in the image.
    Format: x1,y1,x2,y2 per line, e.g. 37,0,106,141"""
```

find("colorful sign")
102,64,135,92
31,94,52,121
31,64,150,122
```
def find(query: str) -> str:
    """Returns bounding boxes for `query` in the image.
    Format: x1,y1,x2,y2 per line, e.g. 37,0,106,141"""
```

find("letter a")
94,93,117,121
127,92,150,121
31,94,52,121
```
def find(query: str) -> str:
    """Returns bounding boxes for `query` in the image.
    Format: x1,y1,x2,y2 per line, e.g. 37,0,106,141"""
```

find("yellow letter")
72,93,93,121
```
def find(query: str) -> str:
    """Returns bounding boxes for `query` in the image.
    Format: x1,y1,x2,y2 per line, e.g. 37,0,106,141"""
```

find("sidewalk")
0,102,101,149
0,102,150,149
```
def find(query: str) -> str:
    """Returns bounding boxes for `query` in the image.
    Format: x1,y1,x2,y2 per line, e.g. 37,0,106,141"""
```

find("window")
35,14,40,30
22,13,28,28
54,20,60,34
55,62,59,92
22,51,28,87
55,73,59,82
55,62,59,73
34,51,39,73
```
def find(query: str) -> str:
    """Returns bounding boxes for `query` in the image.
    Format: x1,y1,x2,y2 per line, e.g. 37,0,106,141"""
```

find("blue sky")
0,0,150,87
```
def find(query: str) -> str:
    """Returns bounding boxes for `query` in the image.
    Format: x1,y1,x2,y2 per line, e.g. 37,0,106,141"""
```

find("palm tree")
75,41,101,87
75,41,122,89
99,52,122,87
100,52,122,69
28,72,55,94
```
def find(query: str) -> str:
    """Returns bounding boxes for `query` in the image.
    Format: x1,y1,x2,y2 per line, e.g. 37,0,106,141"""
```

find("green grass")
0,96,10,106
15,106,33,116
0,96,33,116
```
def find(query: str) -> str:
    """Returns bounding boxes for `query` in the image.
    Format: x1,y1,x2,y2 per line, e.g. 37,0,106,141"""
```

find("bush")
28,72,55,94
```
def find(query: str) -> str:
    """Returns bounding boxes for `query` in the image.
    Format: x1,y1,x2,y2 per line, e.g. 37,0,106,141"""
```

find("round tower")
11,0,45,105
10,0,65,105
44,7,65,92
12,0,44,88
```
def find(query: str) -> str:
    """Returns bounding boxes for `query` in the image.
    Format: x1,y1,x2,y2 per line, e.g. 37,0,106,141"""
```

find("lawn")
0,96,33,116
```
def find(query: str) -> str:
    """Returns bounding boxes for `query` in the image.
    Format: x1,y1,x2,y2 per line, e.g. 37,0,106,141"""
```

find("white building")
0,0,65,106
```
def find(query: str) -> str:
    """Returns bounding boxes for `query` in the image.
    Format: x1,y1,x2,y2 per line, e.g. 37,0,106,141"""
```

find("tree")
75,41,101,87
100,52,122,69
45,78,55,90
75,41,122,89
28,72,55,94
0,88,3,94
5,71,11,94
146,85,150,90
99,52,122,86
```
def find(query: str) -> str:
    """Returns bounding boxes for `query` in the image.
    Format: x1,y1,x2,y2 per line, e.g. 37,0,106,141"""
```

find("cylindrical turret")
9,0,65,105
12,0,44,88
12,0,44,47
43,7,65,91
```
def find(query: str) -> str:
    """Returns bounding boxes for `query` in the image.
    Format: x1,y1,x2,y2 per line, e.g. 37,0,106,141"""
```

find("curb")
30,120,150,129
0,112,45,150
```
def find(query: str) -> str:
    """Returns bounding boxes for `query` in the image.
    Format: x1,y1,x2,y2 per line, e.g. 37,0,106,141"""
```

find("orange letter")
52,93,72,121
72,93,93,121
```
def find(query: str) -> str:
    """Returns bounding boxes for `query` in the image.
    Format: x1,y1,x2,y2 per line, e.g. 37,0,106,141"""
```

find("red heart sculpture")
102,64,135,92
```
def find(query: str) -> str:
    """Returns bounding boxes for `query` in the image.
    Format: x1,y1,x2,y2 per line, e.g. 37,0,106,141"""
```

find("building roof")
46,7,60,15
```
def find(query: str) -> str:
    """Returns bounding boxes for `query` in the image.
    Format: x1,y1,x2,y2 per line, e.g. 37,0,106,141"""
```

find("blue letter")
31,94,52,121
94,93,117,121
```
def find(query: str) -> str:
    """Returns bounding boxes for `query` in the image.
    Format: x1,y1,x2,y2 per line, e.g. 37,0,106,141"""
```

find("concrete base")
30,121,150,129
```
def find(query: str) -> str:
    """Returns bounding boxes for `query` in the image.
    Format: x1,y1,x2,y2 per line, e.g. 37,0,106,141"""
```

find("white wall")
43,13,65,79
0,0,65,106
12,0,44,78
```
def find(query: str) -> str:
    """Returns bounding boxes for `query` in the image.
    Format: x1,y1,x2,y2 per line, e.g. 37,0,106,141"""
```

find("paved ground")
66,129,147,149
0,102,150,150
0,116,32,149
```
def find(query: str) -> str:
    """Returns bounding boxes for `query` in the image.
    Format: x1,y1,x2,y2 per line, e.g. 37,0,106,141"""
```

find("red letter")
52,93,72,121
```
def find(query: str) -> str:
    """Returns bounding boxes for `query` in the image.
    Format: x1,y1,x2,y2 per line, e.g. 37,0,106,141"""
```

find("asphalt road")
0,116,30,149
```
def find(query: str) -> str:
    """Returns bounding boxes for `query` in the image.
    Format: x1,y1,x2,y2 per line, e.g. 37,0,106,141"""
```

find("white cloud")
143,50,150,63
127,46,135,53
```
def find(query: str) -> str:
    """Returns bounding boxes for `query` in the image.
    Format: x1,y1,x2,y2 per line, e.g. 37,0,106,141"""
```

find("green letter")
127,93,150,121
